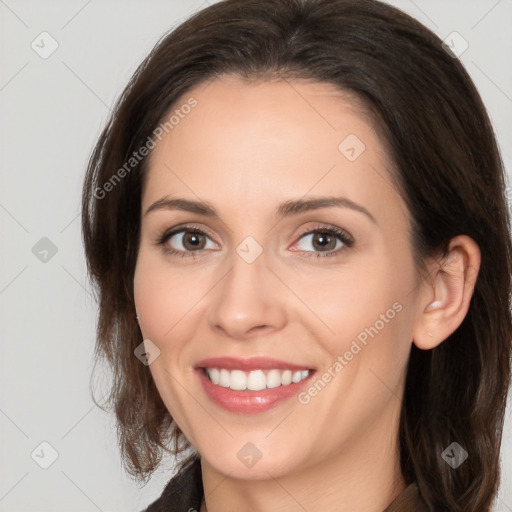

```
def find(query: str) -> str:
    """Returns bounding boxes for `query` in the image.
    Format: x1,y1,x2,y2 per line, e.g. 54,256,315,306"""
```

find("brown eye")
159,227,218,255
293,227,353,257
180,231,207,250
310,232,338,251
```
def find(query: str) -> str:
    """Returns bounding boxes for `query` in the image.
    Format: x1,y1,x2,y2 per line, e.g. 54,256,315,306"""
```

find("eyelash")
154,224,354,260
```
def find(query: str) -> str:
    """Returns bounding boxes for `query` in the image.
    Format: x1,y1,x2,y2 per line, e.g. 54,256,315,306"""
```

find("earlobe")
412,235,481,350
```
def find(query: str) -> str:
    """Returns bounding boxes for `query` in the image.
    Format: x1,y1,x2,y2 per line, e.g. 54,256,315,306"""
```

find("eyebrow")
143,195,376,223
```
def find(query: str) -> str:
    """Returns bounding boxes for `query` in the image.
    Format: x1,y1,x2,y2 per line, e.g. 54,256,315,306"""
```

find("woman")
81,0,512,510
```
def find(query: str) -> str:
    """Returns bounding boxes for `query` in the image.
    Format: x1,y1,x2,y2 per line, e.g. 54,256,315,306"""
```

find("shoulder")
140,454,203,512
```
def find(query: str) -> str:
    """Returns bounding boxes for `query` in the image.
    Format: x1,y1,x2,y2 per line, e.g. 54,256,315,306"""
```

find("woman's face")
134,76,427,480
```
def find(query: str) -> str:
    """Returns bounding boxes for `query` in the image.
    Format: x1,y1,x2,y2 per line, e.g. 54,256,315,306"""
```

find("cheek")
133,251,204,340
133,254,199,424
133,258,168,338
284,253,415,357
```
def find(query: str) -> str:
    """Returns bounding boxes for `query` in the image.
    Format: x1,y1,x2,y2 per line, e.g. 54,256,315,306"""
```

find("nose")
206,249,287,340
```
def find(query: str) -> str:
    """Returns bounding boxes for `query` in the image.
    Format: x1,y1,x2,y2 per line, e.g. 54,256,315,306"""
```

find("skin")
133,76,480,512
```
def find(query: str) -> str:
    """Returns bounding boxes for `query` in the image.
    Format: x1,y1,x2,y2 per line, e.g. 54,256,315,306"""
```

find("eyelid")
155,222,354,258
292,223,354,245
155,223,219,245
287,223,354,258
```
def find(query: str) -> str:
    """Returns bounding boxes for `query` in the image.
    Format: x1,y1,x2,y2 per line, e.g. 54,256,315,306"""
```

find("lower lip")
196,368,314,414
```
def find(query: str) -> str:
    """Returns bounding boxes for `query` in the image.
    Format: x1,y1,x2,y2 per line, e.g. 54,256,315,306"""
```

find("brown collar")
383,482,429,512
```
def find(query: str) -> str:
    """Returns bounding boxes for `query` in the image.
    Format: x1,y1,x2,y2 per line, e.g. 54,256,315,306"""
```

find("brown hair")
81,0,512,509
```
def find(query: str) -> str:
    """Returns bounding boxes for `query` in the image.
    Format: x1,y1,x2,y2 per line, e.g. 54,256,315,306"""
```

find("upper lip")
195,357,314,372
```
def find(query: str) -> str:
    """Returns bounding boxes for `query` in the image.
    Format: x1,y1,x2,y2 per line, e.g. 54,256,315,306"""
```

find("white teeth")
209,368,220,385
230,370,247,390
281,370,292,385
292,370,302,383
247,369,267,391
205,367,310,390
266,369,282,389
219,369,230,388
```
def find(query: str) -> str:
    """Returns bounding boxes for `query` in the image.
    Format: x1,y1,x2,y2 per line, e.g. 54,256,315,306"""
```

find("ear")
412,235,481,350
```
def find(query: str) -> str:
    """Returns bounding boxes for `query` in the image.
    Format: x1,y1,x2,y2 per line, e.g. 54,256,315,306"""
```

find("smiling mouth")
194,356,316,413
203,367,311,391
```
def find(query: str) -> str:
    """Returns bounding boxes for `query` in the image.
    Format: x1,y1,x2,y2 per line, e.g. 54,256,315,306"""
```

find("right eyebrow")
144,197,217,218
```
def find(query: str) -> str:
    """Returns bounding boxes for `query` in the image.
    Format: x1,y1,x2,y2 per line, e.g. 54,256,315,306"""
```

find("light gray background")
1,0,511,510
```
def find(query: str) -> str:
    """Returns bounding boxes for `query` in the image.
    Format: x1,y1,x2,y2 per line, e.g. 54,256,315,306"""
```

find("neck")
200,424,406,512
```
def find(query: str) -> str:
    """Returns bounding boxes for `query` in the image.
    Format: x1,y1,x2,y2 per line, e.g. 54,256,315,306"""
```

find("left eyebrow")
275,196,376,224
143,195,376,224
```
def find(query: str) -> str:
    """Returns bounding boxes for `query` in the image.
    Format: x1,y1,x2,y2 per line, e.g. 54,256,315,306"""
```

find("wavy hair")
81,0,512,509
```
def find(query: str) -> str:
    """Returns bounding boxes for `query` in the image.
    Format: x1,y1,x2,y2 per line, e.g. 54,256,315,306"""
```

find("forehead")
142,76,404,226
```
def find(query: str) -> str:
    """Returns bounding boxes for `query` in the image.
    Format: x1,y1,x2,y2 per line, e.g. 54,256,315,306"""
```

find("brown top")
383,480,429,512
142,454,428,512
